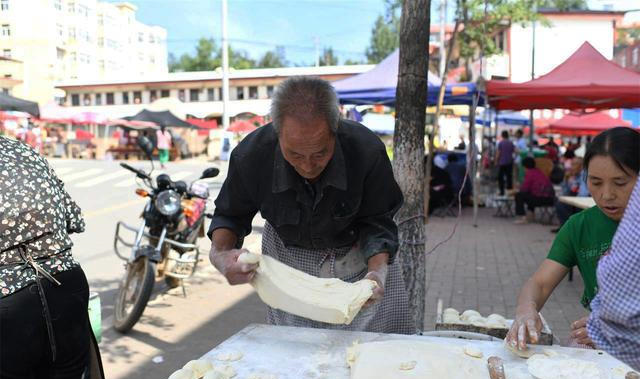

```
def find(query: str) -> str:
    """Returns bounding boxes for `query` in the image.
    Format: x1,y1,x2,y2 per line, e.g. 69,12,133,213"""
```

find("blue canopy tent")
461,110,529,127
332,50,483,106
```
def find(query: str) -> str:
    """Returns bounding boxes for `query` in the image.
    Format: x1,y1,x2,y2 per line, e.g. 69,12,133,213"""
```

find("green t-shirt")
547,206,618,309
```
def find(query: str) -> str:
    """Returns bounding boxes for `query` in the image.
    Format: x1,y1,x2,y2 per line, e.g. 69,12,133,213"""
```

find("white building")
0,0,167,104
477,10,625,83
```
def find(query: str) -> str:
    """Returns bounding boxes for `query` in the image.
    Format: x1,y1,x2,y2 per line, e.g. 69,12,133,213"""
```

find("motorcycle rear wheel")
113,258,156,333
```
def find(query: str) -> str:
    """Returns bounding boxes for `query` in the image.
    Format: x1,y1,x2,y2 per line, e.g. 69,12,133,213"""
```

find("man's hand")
570,315,595,347
505,301,542,351
209,247,257,285
362,253,389,307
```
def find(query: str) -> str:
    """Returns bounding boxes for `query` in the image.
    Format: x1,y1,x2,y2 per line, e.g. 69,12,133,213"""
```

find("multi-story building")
615,41,640,72
0,0,167,104
55,65,374,120
0,56,23,95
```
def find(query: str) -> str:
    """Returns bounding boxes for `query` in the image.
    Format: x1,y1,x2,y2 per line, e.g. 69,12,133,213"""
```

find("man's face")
278,116,335,181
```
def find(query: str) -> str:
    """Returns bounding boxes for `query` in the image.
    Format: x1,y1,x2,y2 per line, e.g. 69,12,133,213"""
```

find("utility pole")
528,2,537,153
439,0,447,77
314,36,320,67
221,0,230,130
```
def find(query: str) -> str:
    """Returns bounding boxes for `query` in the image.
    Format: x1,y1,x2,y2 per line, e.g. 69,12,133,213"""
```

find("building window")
149,90,157,102
122,92,130,104
138,32,144,42
133,91,142,104
207,88,215,101
249,86,258,99
106,92,114,105
149,55,155,64
54,0,62,11
2,88,9,95
95,93,102,105
71,94,80,106
1,24,10,37
69,52,76,61
68,2,74,13
68,27,76,39
178,89,185,102
236,87,244,100
148,34,154,44
161,89,170,98
621,54,627,67
189,89,199,102
2,49,9,58
634,47,639,66
56,23,64,38
83,94,91,106
1,0,9,11
266,85,274,98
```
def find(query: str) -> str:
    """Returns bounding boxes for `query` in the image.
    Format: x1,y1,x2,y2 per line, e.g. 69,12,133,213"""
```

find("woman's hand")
505,301,543,351
570,316,595,347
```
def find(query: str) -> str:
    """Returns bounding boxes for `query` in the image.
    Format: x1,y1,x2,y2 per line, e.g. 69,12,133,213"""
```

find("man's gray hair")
270,76,340,134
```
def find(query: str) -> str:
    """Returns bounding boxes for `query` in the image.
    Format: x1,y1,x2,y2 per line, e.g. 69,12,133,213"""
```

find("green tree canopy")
319,47,339,66
169,37,256,72
365,15,399,64
257,48,287,68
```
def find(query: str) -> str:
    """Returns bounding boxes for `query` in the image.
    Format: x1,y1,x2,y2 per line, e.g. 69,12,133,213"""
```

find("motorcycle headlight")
155,190,181,216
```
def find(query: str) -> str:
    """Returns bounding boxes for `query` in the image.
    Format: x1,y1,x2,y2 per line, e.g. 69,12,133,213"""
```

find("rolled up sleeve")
209,151,258,248
356,150,403,263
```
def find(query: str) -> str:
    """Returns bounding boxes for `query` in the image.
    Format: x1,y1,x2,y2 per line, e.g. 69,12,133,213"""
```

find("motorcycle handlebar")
119,163,151,181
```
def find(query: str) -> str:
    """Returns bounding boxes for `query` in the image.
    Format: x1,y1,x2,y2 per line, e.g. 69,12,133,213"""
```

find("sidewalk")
100,208,586,378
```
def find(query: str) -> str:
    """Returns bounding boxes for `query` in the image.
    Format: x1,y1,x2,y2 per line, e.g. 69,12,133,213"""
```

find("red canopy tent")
187,117,219,136
487,42,640,110
227,119,257,133
535,111,632,136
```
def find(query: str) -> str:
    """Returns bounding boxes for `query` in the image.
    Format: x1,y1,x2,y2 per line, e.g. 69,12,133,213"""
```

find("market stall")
535,111,632,136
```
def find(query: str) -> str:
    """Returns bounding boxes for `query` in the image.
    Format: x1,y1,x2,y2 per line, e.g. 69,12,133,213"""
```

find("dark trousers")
498,163,513,195
515,192,554,215
556,202,579,226
0,267,94,379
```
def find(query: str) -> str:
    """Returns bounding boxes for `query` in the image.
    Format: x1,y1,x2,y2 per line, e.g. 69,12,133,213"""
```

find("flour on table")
247,373,278,379
527,354,605,379
215,351,243,362
399,360,417,370
347,340,486,379
238,252,376,325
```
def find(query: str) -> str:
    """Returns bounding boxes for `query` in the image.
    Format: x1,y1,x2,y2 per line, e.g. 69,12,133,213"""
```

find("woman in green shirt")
506,127,640,352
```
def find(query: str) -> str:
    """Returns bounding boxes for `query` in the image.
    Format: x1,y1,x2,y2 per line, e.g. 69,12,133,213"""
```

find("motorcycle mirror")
174,180,188,194
137,135,154,160
200,167,220,179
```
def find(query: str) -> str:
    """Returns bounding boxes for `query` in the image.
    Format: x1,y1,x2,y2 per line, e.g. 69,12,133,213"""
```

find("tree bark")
393,0,430,331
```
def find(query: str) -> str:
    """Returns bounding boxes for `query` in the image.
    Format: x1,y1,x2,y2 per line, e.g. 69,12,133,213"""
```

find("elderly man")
208,76,414,334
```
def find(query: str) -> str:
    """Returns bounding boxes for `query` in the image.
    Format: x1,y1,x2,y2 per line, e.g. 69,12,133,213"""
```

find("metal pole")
314,36,319,67
221,0,230,131
528,2,537,153
439,0,447,77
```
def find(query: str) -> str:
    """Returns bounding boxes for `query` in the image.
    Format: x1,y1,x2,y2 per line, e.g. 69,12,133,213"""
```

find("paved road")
49,158,227,329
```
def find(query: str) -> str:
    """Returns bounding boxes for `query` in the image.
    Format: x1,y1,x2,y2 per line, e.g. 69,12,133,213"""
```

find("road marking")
75,170,131,188
52,167,74,175
83,198,146,220
61,168,104,183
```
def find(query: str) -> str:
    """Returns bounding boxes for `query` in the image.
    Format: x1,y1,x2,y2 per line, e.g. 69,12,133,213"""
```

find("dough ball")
463,344,483,358
215,351,243,362
399,360,417,370
183,359,213,377
504,340,536,358
168,368,196,379
443,313,460,324
443,308,459,316
486,320,507,329
215,365,236,378
487,314,506,322
237,252,260,265
460,310,482,321
469,316,487,327
203,370,226,379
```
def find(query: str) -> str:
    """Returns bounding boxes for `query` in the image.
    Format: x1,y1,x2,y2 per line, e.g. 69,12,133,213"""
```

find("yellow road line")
83,198,146,220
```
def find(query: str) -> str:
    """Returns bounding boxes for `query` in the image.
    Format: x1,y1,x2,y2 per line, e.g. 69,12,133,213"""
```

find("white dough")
463,345,483,358
443,308,459,316
487,313,506,322
399,360,417,370
527,355,604,379
348,340,486,379
237,252,260,265
168,368,196,379
504,340,537,358
470,316,487,327
183,359,213,377
215,351,243,362
203,370,226,379
215,365,236,378
242,252,376,324
460,310,482,321
443,313,460,323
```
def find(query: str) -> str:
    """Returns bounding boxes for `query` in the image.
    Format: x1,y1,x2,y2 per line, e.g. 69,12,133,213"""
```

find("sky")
113,0,640,67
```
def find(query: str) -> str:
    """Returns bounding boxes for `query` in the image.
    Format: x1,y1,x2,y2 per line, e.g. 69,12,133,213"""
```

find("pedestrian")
505,127,640,352
156,125,172,169
513,157,555,224
587,178,640,370
495,130,515,196
0,137,104,378
208,76,414,334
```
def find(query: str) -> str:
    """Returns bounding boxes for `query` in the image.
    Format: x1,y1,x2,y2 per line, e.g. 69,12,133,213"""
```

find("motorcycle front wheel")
113,258,156,333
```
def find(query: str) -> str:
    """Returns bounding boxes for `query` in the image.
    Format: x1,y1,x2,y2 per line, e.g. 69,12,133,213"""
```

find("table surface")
558,196,596,210
198,324,631,379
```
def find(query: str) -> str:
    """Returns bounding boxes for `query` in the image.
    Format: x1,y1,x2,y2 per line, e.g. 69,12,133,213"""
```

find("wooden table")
558,196,595,210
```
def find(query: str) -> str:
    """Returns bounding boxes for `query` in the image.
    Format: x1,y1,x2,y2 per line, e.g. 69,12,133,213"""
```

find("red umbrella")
227,120,257,133
75,129,95,140
535,111,632,136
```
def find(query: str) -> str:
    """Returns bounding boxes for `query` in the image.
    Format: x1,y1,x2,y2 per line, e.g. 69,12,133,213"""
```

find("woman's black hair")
564,150,575,159
584,127,640,176
522,157,536,169
501,130,509,139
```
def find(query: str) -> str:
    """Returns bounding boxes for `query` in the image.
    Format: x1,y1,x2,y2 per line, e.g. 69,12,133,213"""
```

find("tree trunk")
393,0,430,331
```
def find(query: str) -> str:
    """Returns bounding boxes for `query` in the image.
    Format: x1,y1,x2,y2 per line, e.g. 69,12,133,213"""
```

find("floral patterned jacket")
0,137,85,297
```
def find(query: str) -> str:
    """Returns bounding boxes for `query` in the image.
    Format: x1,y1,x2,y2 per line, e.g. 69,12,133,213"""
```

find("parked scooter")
112,136,219,333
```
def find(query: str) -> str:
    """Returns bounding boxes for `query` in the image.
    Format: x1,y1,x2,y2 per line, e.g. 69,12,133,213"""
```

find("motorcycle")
112,136,219,333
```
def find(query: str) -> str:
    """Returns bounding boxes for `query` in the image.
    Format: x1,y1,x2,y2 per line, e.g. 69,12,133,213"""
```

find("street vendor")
506,127,640,351
208,76,414,334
